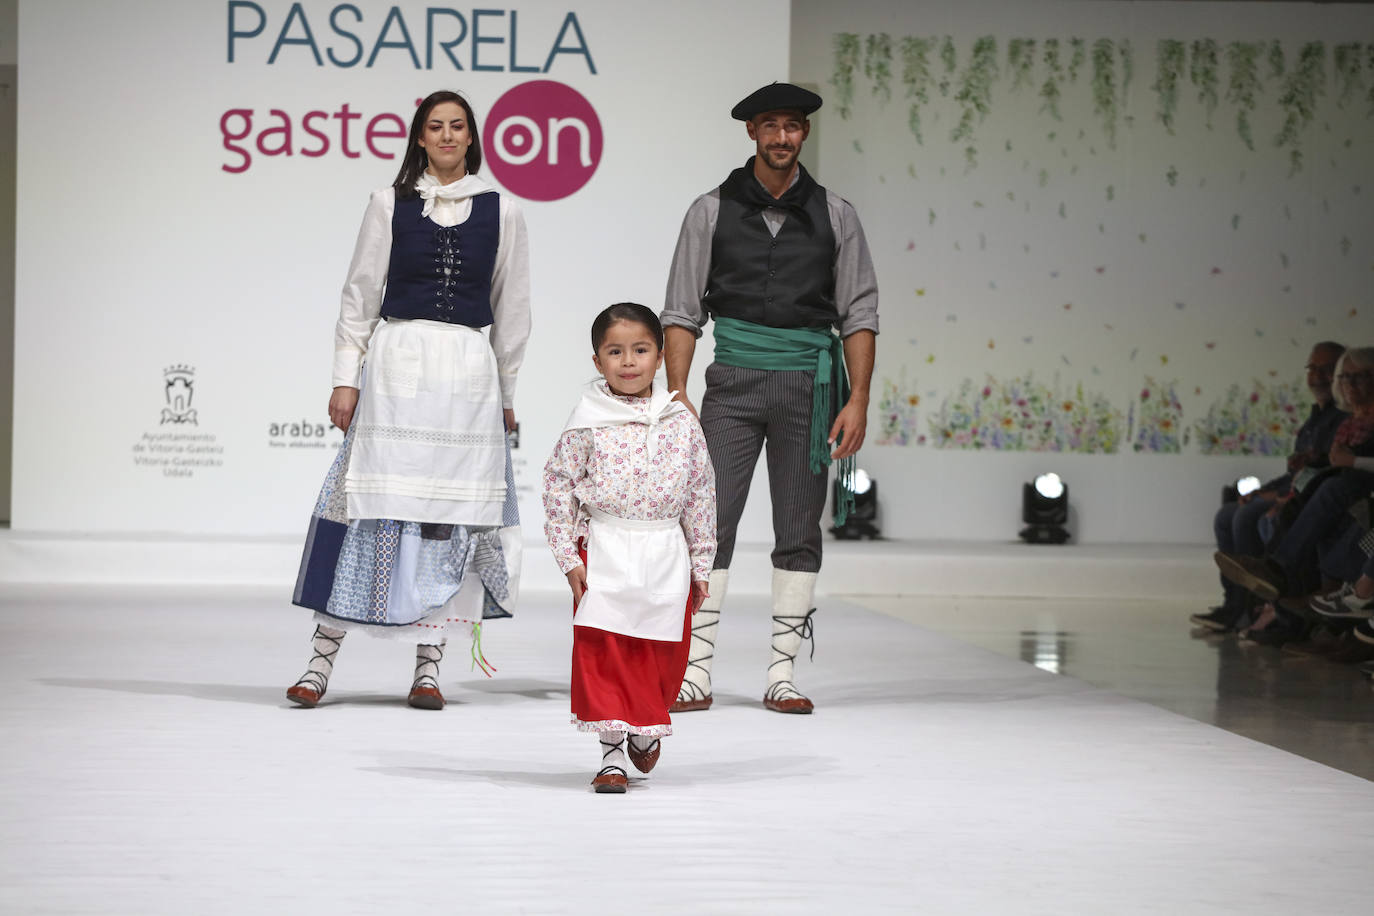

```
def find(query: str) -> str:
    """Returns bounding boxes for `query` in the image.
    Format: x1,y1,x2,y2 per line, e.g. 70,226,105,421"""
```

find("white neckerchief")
561,379,688,458
415,172,492,221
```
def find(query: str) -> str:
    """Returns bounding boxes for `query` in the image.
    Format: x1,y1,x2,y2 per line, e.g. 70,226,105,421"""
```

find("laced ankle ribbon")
597,736,627,780
765,608,816,702
293,625,344,694
412,643,444,691
676,610,719,702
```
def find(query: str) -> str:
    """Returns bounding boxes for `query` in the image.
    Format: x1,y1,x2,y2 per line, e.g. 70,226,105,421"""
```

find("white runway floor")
2,586,1370,915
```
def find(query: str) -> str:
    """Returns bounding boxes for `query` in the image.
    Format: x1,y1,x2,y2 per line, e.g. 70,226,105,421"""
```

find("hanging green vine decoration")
1120,39,1134,109
1275,41,1326,176
900,36,935,144
939,36,956,96
1092,38,1118,147
1040,38,1064,120
1268,40,1285,79
832,33,861,119
865,33,894,105
1190,39,1220,128
1008,38,1036,91
1154,40,1186,134
1068,37,1086,82
950,36,999,168
1333,42,1363,109
1226,41,1264,151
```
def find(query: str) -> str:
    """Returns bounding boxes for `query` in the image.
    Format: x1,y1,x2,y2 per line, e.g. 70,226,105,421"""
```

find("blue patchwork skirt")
292,417,520,642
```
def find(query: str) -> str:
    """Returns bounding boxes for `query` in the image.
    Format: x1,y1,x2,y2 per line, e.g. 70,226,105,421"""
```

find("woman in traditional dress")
286,90,531,709
543,303,715,792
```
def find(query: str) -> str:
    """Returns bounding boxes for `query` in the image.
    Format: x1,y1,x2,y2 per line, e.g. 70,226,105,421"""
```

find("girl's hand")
1330,442,1355,468
329,386,359,432
566,565,588,611
690,579,710,615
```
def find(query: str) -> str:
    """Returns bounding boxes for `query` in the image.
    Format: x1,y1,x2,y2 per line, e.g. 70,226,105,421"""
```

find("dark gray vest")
704,164,837,329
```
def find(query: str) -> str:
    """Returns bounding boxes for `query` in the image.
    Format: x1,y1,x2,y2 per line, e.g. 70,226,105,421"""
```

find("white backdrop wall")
13,0,788,540
792,0,1374,542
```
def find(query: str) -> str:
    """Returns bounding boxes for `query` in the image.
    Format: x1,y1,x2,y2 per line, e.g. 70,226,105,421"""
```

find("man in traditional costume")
661,83,879,714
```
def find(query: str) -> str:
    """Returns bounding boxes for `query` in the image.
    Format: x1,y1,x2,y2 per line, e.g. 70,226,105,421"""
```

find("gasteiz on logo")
483,80,602,202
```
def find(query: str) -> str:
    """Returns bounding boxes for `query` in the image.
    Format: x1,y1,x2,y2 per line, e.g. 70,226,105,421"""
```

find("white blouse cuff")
499,373,518,410
332,348,364,389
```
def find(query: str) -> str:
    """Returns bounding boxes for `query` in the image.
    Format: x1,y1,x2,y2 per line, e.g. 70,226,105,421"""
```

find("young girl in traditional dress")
542,303,716,793
286,90,530,709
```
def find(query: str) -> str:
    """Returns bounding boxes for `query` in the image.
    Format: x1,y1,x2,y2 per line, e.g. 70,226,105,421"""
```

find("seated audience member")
1193,342,1346,631
1215,347,1374,648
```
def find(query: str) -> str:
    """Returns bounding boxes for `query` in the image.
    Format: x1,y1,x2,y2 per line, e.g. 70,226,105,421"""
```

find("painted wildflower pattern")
928,373,1123,453
1132,377,1185,453
876,370,922,445
1194,378,1306,455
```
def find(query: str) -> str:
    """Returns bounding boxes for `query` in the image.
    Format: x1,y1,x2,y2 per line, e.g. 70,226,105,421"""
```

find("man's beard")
760,146,798,171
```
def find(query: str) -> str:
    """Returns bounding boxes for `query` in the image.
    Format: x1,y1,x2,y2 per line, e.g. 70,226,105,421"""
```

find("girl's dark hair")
591,302,664,351
393,91,482,199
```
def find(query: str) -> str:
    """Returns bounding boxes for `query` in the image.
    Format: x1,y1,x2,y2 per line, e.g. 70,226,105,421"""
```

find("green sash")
712,316,856,524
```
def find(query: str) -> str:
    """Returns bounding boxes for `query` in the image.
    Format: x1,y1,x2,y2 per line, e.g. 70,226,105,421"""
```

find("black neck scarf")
719,157,819,230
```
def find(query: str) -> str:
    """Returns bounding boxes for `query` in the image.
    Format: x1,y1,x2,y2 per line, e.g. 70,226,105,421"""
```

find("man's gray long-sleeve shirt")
662,185,880,339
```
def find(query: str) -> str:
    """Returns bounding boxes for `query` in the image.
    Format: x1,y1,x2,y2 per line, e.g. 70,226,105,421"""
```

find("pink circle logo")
483,80,603,202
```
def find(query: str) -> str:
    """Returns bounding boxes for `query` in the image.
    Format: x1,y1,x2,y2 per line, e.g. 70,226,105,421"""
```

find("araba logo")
483,80,602,202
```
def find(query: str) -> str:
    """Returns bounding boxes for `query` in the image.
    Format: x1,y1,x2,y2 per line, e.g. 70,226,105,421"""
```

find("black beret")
730,82,823,121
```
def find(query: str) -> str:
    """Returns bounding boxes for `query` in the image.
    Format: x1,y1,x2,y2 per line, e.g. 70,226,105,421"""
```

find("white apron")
575,506,690,642
345,318,507,525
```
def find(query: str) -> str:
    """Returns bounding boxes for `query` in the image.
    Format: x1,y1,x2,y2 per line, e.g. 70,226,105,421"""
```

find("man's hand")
329,386,359,432
566,565,588,610
690,579,710,615
504,408,517,433
671,391,699,419
828,399,868,460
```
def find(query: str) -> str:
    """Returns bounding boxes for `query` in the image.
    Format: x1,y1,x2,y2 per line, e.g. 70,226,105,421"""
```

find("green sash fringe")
712,317,856,525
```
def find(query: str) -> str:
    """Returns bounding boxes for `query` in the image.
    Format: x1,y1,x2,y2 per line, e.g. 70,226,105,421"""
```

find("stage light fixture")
1019,472,1069,544
831,468,880,540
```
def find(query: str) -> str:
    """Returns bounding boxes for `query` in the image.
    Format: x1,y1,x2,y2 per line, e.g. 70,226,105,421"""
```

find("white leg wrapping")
412,641,445,691
294,624,345,695
676,568,728,703
766,569,817,703
598,731,628,778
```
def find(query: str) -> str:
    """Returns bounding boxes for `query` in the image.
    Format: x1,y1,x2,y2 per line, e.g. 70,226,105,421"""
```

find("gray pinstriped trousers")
699,363,828,574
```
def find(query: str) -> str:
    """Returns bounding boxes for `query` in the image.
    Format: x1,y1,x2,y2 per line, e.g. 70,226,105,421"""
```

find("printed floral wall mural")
812,24,1372,456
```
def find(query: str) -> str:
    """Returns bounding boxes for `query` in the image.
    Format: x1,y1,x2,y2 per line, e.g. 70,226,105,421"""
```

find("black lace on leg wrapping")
293,625,344,695
676,610,719,702
765,608,816,702
596,734,627,780
412,643,445,691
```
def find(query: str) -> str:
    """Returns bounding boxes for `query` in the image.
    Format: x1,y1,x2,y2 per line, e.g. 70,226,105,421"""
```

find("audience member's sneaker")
1190,605,1241,632
1309,583,1374,619
1353,619,1374,646
1214,552,1286,602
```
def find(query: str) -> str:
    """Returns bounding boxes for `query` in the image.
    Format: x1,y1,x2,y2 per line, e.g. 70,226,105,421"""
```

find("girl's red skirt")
570,545,692,734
